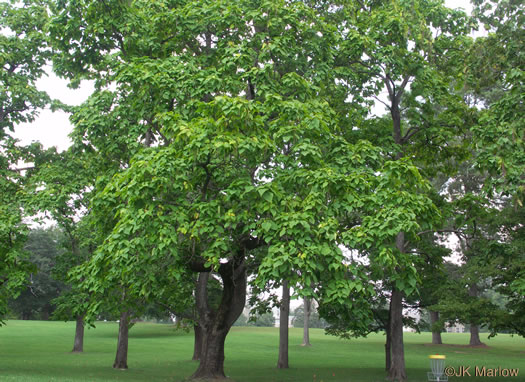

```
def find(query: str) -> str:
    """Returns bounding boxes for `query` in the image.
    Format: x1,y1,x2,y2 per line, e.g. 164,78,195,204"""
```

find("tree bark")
193,326,229,378
388,288,406,381
113,311,130,369
277,280,290,368
429,310,443,345
385,308,392,371
191,259,247,380
469,324,483,346
385,329,391,371
387,232,407,381
302,297,311,347
468,284,485,346
192,324,203,361
72,315,85,353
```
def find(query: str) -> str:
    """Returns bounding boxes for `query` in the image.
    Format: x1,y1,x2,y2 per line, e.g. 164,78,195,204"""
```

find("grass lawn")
0,320,523,381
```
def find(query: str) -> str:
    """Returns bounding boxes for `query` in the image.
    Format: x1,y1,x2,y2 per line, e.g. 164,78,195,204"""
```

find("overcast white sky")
12,71,94,151
12,0,475,152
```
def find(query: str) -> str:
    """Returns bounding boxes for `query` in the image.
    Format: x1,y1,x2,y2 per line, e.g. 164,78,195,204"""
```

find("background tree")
232,313,248,327
470,0,524,203
489,203,525,337
328,1,473,379
0,0,51,323
252,312,276,328
301,297,312,346
292,301,327,330
8,227,65,320
466,0,525,340
24,147,99,352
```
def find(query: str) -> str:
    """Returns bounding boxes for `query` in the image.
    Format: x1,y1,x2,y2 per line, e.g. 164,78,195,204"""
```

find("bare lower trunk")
429,310,442,345
113,311,129,369
72,315,84,353
192,324,203,361
277,280,290,368
302,297,311,347
191,257,247,379
387,232,407,381
192,327,228,378
388,288,406,381
469,324,484,346
468,284,484,346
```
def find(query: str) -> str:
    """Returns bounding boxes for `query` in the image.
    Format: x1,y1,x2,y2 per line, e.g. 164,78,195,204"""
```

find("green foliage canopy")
47,0,440,335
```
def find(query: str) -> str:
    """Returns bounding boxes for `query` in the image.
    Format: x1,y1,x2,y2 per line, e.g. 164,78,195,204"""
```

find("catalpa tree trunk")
388,233,407,382
277,280,290,369
190,257,247,380
388,289,406,382
72,315,85,353
429,311,442,345
113,310,130,369
468,284,485,346
192,324,204,361
302,297,311,347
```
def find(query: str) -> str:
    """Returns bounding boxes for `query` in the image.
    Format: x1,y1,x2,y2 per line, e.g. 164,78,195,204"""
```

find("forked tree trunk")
192,324,203,360
302,297,311,347
277,280,290,368
191,258,247,380
113,311,130,369
388,288,406,381
72,315,85,352
429,311,442,345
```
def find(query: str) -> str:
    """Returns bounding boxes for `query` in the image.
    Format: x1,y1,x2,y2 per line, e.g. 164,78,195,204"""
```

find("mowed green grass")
0,321,523,381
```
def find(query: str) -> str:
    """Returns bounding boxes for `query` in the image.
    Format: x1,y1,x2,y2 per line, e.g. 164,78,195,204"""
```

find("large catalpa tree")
49,0,438,378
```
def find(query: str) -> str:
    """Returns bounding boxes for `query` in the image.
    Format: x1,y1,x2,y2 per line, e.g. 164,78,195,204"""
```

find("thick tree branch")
195,272,211,319
401,126,422,143
395,75,411,103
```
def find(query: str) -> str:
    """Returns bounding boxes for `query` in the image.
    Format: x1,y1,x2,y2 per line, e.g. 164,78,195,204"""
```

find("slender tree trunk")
277,280,290,368
386,85,409,381
72,315,85,353
388,288,406,381
385,329,391,371
429,310,443,345
302,297,311,347
385,308,392,371
113,311,130,369
192,324,203,361
191,258,247,379
388,232,407,382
